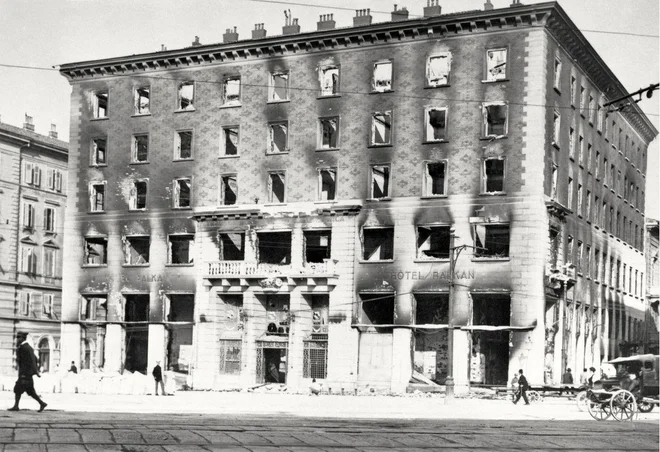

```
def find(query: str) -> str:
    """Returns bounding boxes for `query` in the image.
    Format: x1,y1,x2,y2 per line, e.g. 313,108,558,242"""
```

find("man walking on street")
152,361,166,395
8,332,47,412
513,368,530,405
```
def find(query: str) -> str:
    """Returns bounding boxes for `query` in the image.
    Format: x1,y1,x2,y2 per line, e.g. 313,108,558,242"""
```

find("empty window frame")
485,48,507,81
257,231,291,264
81,296,107,321
43,247,56,277
551,164,558,199
220,174,238,205
221,126,239,156
569,127,575,159
482,158,505,193
570,75,576,106
417,225,450,259
319,65,339,96
588,95,596,124
427,53,451,86
553,57,562,90
474,224,510,258
91,137,107,165
124,294,149,322
21,246,38,274
132,134,149,162
369,164,390,199
43,207,56,232
84,237,107,265
268,122,289,154
482,102,508,137
173,178,192,208
360,293,394,325
223,76,241,105
269,71,289,101
92,91,108,118
371,111,392,145
177,81,194,110
362,227,394,261
579,85,586,112
175,130,193,159
304,230,332,263
268,171,286,203
218,232,245,260
552,111,561,145
22,201,35,228
318,116,339,149
567,177,574,209
423,161,447,196
89,182,106,212
134,86,150,115
123,236,150,265
372,61,392,92
168,234,195,264
424,107,447,142
317,168,336,201
129,179,148,210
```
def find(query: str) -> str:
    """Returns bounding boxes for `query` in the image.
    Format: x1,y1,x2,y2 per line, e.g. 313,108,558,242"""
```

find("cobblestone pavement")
0,411,657,451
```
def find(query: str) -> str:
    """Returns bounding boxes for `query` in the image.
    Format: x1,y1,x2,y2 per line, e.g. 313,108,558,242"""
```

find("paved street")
0,392,656,451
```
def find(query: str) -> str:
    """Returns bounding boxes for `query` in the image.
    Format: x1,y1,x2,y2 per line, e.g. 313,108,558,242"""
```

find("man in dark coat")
513,368,530,405
152,361,166,395
8,332,47,412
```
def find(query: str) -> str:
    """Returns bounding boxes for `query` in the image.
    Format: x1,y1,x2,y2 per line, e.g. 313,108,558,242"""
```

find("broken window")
168,234,195,264
424,161,446,196
89,182,106,211
371,112,392,145
218,232,245,260
548,227,560,268
425,107,447,142
474,224,509,258
482,102,507,137
577,183,583,216
570,75,576,106
177,81,194,110
579,85,586,112
20,246,37,274
417,226,450,259
370,164,390,199
175,130,193,159
553,111,560,145
319,65,339,96
569,127,575,159
91,138,107,165
304,230,331,263
268,171,286,203
124,294,149,322
318,168,336,201
553,57,562,90
134,86,150,115
482,158,505,193
589,95,595,124
269,72,289,101
551,164,558,199
43,207,56,232
123,236,150,265
318,117,339,149
360,293,394,325
372,61,392,92
427,53,451,86
221,126,239,156
223,76,241,105
362,227,394,261
220,174,237,205
129,179,148,210
257,231,291,265
173,178,191,208
80,296,107,321
132,134,149,162
22,201,35,228
84,237,107,265
268,122,288,154
43,247,56,277
567,177,573,209
93,91,108,118
486,49,507,81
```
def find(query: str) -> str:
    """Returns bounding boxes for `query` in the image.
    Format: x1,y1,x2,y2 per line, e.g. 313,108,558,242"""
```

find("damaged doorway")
124,294,149,374
256,343,288,384
414,293,449,383
471,293,511,385
166,294,195,374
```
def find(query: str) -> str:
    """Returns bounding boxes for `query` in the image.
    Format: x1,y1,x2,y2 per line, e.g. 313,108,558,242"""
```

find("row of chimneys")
21,114,59,138
177,0,521,47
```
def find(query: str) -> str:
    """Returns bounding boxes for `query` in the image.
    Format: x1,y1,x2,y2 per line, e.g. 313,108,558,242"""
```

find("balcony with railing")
206,259,338,278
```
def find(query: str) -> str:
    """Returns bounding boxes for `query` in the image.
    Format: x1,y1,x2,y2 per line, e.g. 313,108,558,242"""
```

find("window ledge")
315,148,340,152
472,257,510,262
82,264,108,268
219,103,241,109
359,259,395,264
90,117,109,121
479,192,507,196
90,164,108,168
370,89,394,94
123,264,150,268
481,79,510,83
166,263,194,267
128,209,147,213
131,113,151,118
424,84,451,89
174,108,196,113
266,150,290,156
479,136,508,141
367,144,393,149
219,154,240,159
317,94,341,99
552,142,560,150
597,129,602,135
553,86,561,95
422,140,448,145
421,195,448,200
264,202,287,207
130,161,149,165
267,100,290,104
174,158,194,162
172,207,192,211
414,258,450,263
88,211,106,214
366,197,392,202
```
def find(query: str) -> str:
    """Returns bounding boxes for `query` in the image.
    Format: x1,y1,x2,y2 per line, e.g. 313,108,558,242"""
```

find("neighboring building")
58,1,657,393
0,117,68,375
644,219,659,354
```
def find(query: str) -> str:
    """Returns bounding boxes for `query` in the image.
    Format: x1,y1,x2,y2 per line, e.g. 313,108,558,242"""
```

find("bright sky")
1,0,657,217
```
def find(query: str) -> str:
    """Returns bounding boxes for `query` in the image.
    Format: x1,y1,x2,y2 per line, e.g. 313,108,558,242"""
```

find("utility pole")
445,228,456,403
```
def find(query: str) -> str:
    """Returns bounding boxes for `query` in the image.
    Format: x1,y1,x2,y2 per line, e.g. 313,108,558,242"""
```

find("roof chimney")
423,0,442,17
49,123,58,139
510,0,523,6
353,9,373,26
252,23,267,39
23,114,34,132
283,10,301,35
223,27,239,43
191,36,202,47
484,0,494,10
317,14,336,31
391,4,409,22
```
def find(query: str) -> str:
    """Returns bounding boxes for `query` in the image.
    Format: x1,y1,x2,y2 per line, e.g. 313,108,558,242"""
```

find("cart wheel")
576,391,589,412
637,400,654,413
610,390,637,421
528,390,542,403
587,397,611,421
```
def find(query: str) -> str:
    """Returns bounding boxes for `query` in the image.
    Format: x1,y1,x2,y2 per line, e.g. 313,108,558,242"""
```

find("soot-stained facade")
59,1,657,392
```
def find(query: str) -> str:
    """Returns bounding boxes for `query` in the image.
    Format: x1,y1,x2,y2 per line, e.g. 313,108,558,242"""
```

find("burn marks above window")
129,179,148,210
168,234,195,265
92,91,108,119
362,227,394,262
372,61,392,92
257,231,291,265
474,224,510,259
269,71,289,102
268,122,289,154
317,168,336,201
90,137,107,166
123,236,150,266
89,182,106,212
218,232,245,261
423,161,447,197
424,107,447,142
417,225,450,260
426,53,451,87
482,158,505,194
318,117,339,150
319,65,339,97
482,102,508,138
84,237,107,266
173,178,191,209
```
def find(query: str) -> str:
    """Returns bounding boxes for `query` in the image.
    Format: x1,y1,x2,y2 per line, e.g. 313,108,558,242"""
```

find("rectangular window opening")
270,72,289,101
360,293,394,325
483,103,507,137
474,224,509,258
362,227,394,261
130,180,148,210
222,127,239,156
269,122,288,153
373,61,392,92
371,112,392,145
133,135,149,162
257,231,291,265
318,168,336,201
218,232,245,261
123,236,150,265
268,172,286,203
425,161,446,196
174,178,191,208
178,82,194,110
304,230,331,263
221,175,237,205
176,131,193,159
91,138,107,165
169,235,195,264
425,107,447,141
223,77,241,105
84,237,107,265
319,117,338,149
427,53,451,86
370,164,390,199
486,49,507,81
93,91,108,118
90,183,106,211
134,86,150,115
319,66,339,96
483,158,505,193
417,225,450,259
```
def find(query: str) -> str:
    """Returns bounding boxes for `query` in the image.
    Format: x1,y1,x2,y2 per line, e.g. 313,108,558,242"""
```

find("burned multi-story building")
58,1,657,393
0,118,68,375
644,219,659,354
